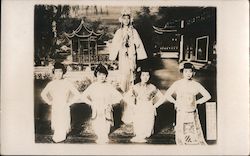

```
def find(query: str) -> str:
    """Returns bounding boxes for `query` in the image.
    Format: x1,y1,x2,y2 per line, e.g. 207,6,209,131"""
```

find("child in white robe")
41,62,81,143
124,68,163,143
82,64,123,144
154,62,211,145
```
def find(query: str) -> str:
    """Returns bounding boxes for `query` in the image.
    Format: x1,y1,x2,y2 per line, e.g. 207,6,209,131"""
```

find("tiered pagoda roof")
65,20,103,39
153,25,178,34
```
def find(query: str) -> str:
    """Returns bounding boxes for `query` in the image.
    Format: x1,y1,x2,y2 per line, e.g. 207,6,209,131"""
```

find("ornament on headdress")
137,66,141,72
121,7,131,15
179,61,195,70
179,62,185,70
119,7,134,23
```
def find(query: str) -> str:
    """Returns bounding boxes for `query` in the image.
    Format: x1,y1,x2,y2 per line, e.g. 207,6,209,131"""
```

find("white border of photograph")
1,0,249,155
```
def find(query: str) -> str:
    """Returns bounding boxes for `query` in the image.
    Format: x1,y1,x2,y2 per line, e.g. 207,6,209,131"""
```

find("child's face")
54,69,63,80
183,68,193,80
122,15,130,26
140,72,150,84
97,72,107,83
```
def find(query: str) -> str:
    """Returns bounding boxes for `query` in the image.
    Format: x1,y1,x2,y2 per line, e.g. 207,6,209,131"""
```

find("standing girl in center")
123,68,163,142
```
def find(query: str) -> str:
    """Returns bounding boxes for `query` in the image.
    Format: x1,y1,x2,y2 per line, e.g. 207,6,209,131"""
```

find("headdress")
118,7,134,23
179,62,195,72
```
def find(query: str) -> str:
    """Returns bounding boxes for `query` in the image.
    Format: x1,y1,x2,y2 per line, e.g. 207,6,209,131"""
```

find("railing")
72,54,111,64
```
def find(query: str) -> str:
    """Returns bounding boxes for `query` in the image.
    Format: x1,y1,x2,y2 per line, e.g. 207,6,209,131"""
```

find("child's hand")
67,102,72,107
174,106,178,110
195,101,201,105
47,101,53,106
107,104,113,112
153,104,158,109
174,102,179,110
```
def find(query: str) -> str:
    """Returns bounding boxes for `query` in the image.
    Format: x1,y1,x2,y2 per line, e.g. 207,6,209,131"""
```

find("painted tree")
34,5,71,65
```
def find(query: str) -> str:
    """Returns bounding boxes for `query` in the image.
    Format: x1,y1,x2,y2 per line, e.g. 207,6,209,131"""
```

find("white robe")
82,81,123,140
123,83,163,139
109,27,147,92
41,79,80,142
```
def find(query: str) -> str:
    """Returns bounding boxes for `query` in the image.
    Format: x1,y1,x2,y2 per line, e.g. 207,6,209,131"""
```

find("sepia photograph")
1,0,249,155
34,5,217,145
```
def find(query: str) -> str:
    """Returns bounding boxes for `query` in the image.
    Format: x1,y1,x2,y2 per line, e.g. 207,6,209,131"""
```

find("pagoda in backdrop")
64,20,103,65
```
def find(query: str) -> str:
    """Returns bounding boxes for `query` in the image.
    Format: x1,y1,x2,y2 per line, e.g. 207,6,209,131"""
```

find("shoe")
96,137,109,144
52,136,66,143
52,131,67,143
131,137,146,143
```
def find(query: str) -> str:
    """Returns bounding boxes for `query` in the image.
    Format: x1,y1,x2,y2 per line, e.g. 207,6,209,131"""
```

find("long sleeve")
80,85,93,106
109,29,123,61
67,81,81,105
81,84,97,119
132,29,147,60
123,87,135,105
152,89,164,104
164,83,177,104
195,83,211,105
41,82,53,105
154,83,177,108
109,85,123,105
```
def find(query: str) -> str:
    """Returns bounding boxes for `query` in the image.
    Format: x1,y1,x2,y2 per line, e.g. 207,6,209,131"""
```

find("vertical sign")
206,102,217,140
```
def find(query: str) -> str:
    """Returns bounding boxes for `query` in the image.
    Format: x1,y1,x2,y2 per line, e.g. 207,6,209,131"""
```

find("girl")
81,64,123,144
109,8,147,93
124,68,163,143
109,8,147,125
41,62,81,143
154,62,211,145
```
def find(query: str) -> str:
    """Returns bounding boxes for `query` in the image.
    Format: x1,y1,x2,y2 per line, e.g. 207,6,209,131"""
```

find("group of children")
41,61,211,145
41,7,211,145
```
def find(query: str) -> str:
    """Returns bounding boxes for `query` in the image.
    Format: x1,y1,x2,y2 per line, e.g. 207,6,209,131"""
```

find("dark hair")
135,66,152,84
139,66,151,75
180,62,195,73
52,62,66,74
94,63,108,77
122,14,131,18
